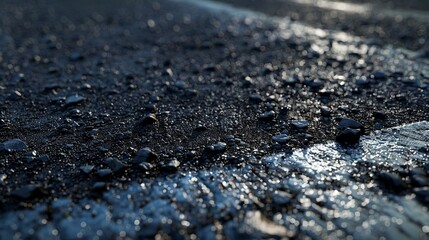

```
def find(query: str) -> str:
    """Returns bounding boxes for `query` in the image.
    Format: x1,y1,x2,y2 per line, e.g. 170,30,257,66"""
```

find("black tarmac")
0,0,428,239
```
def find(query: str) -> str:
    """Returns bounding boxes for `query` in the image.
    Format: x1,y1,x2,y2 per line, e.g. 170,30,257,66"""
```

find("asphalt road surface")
0,0,428,239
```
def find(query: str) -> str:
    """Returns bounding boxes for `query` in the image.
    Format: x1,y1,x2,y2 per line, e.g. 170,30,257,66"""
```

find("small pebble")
0,139,28,152
96,169,113,178
249,94,263,103
337,126,362,144
105,157,127,172
160,159,180,172
338,126,361,144
259,111,275,121
81,83,92,90
80,165,95,174
337,118,365,133
65,94,85,107
193,125,208,132
291,120,309,130
174,80,187,89
149,95,160,103
135,147,159,163
138,114,158,126
272,134,289,143
207,142,227,153
139,162,154,171
92,182,107,191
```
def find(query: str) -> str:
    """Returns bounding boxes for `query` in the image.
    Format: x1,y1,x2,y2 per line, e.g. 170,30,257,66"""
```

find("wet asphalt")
0,0,428,239
216,0,429,51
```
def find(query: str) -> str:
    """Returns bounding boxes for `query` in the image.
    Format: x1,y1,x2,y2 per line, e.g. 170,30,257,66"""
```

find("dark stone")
144,104,157,113
291,120,309,131
272,134,289,143
207,142,227,153
337,118,365,134
48,67,59,74
203,64,218,72
149,95,160,103
259,111,275,121
137,114,158,126
105,157,127,172
395,94,407,101
249,94,263,103
160,159,180,173
193,125,208,132
80,165,95,174
65,94,85,107
139,162,154,171
97,146,109,153
373,111,386,120
92,182,107,191
0,139,28,152
135,147,159,163
374,122,383,130
336,128,362,145
224,135,235,143
390,71,404,78
174,80,187,89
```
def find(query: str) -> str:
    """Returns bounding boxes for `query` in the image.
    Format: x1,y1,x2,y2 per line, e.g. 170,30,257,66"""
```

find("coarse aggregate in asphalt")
1,121,429,239
0,0,429,239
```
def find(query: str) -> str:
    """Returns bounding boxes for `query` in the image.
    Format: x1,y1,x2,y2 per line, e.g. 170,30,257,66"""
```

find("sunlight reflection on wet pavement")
1,122,428,239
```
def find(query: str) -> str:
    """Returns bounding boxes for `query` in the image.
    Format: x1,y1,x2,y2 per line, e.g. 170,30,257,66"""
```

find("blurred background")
215,0,429,51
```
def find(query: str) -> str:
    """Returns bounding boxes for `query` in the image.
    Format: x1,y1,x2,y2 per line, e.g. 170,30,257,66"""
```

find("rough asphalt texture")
0,0,428,239
1,122,429,239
